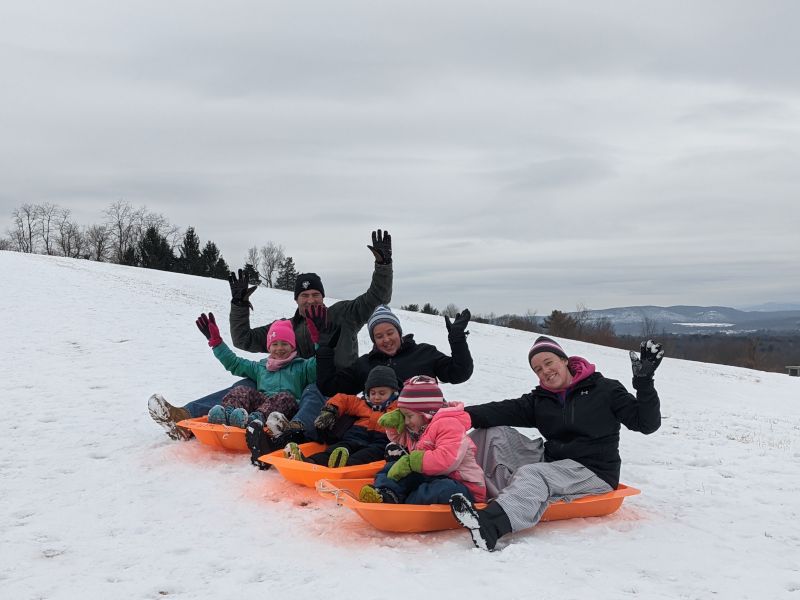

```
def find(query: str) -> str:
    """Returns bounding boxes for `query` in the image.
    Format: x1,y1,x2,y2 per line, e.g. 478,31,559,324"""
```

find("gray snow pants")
469,427,613,532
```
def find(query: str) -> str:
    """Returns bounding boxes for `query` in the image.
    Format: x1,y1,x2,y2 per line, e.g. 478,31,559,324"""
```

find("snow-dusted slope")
2,251,799,599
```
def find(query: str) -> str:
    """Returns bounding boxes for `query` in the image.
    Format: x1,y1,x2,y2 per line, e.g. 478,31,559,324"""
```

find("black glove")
314,405,338,431
367,229,392,265
445,308,471,339
384,442,407,461
630,340,664,378
228,269,258,309
316,312,341,349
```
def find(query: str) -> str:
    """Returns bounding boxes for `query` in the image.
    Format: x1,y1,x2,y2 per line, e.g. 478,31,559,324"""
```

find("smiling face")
268,339,294,360
296,290,324,317
372,322,402,356
530,351,573,390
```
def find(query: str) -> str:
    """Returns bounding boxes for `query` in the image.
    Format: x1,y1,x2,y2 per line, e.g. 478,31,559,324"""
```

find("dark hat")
528,336,568,364
294,273,325,299
364,366,399,394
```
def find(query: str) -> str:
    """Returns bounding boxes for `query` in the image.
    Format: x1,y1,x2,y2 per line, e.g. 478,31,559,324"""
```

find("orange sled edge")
315,478,641,533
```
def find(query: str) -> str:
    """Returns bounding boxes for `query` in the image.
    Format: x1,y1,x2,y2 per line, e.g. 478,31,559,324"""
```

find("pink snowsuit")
387,402,487,502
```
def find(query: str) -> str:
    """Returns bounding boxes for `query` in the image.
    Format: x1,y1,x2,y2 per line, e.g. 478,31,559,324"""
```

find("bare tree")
104,200,143,263
247,246,260,272
640,314,659,339
258,241,285,287
9,204,39,253
442,303,460,318
55,208,86,258
0,237,11,250
36,202,60,255
85,224,111,261
574,303,592,338
140,210,180,250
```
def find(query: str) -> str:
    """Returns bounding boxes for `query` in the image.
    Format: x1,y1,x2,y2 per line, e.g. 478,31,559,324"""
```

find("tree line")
403,301,799,374
2,201,302,289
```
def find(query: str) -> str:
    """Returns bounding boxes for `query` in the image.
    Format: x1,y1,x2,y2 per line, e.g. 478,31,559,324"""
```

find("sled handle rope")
315,479,358,505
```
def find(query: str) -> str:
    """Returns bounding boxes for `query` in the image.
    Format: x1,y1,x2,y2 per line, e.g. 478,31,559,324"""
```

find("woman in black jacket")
316,305,474,396
449,336,664,552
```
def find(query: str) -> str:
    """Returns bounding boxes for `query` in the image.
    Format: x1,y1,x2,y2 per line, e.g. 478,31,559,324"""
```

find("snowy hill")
2,251,799,600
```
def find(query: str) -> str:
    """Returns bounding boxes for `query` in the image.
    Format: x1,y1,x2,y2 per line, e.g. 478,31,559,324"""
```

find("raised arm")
610,340,663,434
329,230,393,326
196,311,261,380
432,309,474,384
227,270,270,352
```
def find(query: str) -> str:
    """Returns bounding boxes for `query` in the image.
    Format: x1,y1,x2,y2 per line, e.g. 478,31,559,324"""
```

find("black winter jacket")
228,263,392,370
464,372,660,488
317,333,473,396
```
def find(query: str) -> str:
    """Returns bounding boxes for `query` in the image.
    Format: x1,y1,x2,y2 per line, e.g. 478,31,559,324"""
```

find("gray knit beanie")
367,305,402,342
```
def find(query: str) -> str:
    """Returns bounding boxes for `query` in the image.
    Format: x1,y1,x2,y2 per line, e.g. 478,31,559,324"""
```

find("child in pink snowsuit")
359,375,486,504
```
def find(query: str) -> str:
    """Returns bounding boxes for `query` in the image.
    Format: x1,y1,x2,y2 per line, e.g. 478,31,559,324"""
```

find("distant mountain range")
568,305,800,335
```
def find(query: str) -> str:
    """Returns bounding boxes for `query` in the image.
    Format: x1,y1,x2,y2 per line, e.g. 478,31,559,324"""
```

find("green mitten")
327,447,349,468
387,455,412,480
408,450,425,473
359,485,383,503
378,409,405,433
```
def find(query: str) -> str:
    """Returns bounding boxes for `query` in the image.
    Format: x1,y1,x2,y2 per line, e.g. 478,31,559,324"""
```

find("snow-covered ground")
2,251,799,599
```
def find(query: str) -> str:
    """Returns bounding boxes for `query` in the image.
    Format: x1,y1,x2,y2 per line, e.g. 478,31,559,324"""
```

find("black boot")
449,494,513,552
245,421,275,470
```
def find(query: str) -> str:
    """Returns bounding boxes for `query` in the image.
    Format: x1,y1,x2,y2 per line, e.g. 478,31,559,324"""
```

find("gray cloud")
1,1,799,316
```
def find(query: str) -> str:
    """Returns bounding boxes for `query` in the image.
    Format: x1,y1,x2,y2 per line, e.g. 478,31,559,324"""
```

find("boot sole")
148,394,192,441
449,495,490,551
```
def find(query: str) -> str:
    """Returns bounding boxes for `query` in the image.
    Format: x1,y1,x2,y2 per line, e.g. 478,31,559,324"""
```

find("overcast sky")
2,1,799,315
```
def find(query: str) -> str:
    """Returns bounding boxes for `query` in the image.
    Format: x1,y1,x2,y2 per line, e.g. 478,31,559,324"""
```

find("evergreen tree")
275,256,298,291
401,303,420,312
121,246,138,266
542,310,579,338
421,302,440,316
242,263,261,285
200,241,221,276
176,227,202,275
210,256,230,280
138,225,173,271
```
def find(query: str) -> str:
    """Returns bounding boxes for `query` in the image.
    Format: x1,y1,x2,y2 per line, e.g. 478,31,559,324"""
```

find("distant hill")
570,305,800,335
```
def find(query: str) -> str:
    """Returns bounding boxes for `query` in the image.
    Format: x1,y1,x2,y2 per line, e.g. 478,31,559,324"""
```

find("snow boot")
245,420,274,470
327,447,349,468
207,404,227,425
449,494,512,552
148,394,193,441
284,442,305,462
247,411,265,425
358,485,399,504
228,408,248,429
267,411,305,439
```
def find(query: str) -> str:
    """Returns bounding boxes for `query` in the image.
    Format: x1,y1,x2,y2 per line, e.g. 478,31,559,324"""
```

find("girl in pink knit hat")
359,375,486,505
195,314,316,429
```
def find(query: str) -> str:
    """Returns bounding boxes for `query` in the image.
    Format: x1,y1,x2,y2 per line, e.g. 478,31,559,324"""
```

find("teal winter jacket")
212,342,316,399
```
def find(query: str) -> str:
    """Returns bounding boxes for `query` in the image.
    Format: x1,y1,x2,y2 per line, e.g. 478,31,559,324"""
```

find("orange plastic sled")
258,443,385,488
316,478,641,533
177,416,249,452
